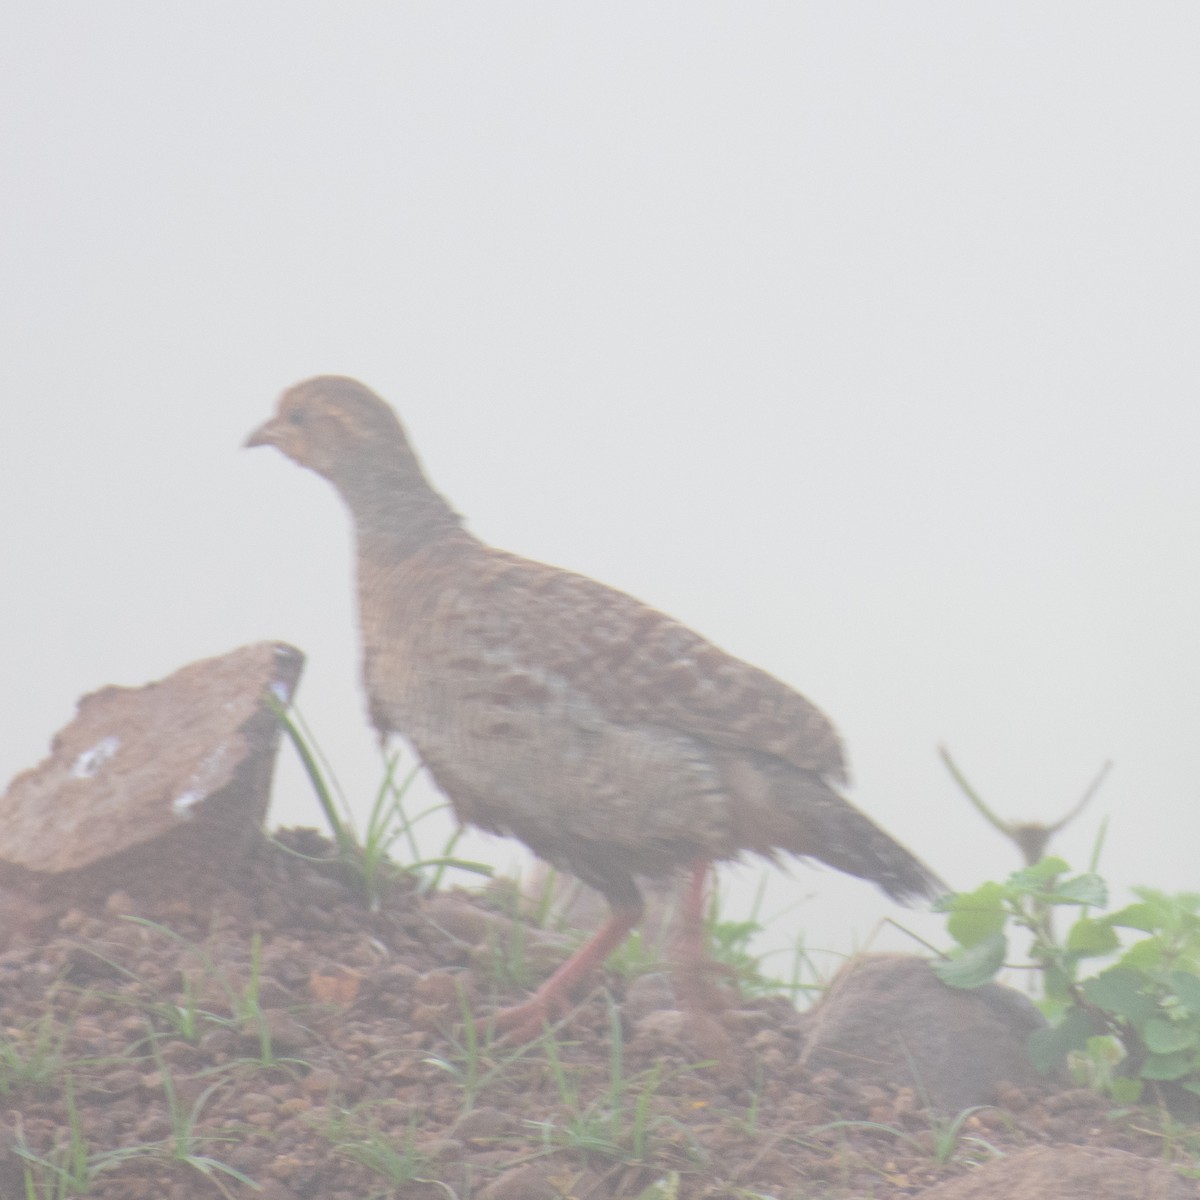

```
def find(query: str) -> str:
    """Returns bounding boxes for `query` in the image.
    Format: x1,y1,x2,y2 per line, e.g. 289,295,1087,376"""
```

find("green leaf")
1104,903,1159,933
1133,888,1200,916
935,932,1008,989
1110,1077,1143,1104
1139,1051,1192,1081
1066,917,1120,956
1118,937,1169,972
1084,1034,1123,1064
1027,1005,1097,1073
1041,960,1076,1004
1168,971,1200,1012
1143,1018,1199,1054
1053,873,1107,907
1129,888,1200,931
944,882,1007,948
1016,857,1071,883
1081,968,1158,1024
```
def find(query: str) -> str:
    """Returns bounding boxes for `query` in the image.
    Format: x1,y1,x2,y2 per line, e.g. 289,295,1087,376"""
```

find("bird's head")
245,375,462,549
244,375,411,484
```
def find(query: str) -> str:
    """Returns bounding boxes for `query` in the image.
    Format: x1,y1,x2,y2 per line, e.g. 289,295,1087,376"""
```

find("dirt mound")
1,831,1195,1199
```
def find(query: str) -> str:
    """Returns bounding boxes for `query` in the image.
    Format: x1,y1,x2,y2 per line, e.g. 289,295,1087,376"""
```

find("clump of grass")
812,1104,1002,1168
14,1062,257,1200
148,1042,261,1198
318,1102,439,1190
420,982,547,1116
525,1000,706,1172
705,875,824,1004
0,1007,71,1096
270,700,493,909
91,920,316,1076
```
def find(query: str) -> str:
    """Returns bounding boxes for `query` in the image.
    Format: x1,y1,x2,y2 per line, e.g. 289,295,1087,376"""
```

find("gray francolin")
246,376,942,1039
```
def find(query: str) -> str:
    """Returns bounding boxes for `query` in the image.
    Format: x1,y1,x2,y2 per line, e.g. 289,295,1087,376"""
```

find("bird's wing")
436,549,849,784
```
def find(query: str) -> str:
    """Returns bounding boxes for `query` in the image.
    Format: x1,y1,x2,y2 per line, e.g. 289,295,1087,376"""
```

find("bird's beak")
244,418,281,450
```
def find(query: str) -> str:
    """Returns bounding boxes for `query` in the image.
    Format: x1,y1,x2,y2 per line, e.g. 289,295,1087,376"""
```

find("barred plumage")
247,375,941,1038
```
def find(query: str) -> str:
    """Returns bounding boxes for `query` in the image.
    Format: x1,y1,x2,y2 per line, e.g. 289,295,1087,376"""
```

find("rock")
620,970,677,1023
473,1161,565,1200
452,1105,517,1145
242,1009,314,1056
797,954,1046,1111
0,642,303,941
915,1144,1195,1199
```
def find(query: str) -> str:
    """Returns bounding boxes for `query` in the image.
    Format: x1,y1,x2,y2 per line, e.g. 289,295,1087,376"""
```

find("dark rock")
797,954,1046,1111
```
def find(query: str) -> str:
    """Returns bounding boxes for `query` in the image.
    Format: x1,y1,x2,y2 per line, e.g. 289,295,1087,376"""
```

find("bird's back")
354,532,939,904
360,533,846,771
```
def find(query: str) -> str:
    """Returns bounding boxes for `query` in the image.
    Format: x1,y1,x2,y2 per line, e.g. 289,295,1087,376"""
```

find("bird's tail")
721,752,945,904
809,792,947,904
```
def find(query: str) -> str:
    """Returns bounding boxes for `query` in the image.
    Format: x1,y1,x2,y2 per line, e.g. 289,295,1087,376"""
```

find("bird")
246,376,942,1039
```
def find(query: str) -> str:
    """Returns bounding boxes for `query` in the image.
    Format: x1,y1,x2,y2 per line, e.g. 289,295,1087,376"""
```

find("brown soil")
1,830,1196,1200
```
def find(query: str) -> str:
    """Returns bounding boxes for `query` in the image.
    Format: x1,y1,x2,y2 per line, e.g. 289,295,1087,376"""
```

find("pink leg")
673,859,733,1010
492,903,642,1041
679,860,710,965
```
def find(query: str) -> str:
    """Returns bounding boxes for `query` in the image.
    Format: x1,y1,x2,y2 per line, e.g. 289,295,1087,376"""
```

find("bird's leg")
678,858,711,970
491,901,643,1042
673,859,736,1011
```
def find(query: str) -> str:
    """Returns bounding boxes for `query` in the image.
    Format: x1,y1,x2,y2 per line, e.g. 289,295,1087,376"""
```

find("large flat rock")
0,642,303,931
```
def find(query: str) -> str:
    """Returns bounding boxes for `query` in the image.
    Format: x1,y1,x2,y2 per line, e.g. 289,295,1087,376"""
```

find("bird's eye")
287,410,305,426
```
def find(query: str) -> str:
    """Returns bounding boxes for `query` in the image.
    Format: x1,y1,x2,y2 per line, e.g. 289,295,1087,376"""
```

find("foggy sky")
3,3,1199,968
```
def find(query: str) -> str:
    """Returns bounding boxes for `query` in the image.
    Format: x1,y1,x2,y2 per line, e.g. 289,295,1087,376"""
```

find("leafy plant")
938,858,1200,1103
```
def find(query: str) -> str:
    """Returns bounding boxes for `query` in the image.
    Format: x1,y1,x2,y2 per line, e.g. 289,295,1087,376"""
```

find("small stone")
242,1009,314,1055
300,1069,340,1097
102,890,138,917
453,1106,515,1144
413,968,468,1006
475,1161,564,1200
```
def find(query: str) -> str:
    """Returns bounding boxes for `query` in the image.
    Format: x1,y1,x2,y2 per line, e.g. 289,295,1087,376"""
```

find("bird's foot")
489,990,575,1044
490,903,643,1042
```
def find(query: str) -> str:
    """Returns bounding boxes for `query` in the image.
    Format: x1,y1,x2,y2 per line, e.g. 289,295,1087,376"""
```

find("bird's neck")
339,467,466,561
